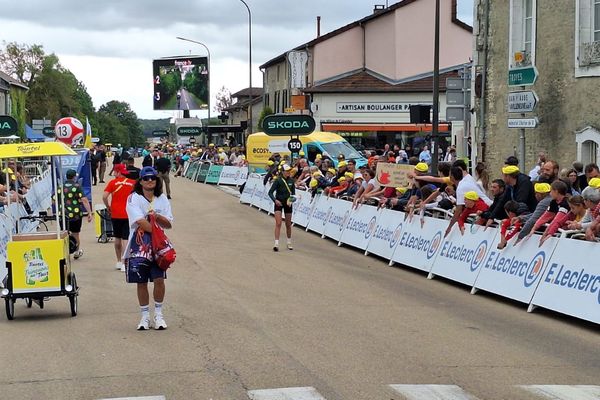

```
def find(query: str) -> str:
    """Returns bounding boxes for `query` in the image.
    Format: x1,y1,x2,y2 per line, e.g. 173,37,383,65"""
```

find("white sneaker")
154,314,167,330
137,315,151,331
115,262,123,270
120,264,126,272
74,249,83,259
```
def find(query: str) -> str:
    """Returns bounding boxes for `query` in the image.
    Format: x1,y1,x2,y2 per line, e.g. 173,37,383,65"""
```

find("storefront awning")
322,123,451,132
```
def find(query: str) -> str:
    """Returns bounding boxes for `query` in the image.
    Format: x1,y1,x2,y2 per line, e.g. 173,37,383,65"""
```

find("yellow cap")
309,178,318,188
415,162,429,173
241,155,246,160
198,149,203,153
267,160,274,166
344,172,354,179
218,148,224,152
299,151,305,156
338,177,346,183
312,171,322,177
395,187,408,194
209,143,214,147
589,177,600,188
464,191,479,201
316,154,322,160
338,161,348,168
327,168,336,175
219,154,226,160
502,165,520,175
534,182,551,193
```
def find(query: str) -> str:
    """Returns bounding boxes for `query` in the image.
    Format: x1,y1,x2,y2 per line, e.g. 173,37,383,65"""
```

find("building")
0,71,28,138
260,0,472,153
223,87,263,145
473,0,600,175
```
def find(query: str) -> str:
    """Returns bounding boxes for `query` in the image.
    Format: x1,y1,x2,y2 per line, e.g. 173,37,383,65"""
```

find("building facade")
223,87,263,145
474,0,600,175
0,71,28,138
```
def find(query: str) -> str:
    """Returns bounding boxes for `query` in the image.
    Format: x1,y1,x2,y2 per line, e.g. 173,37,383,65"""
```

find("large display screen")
153,56,209,111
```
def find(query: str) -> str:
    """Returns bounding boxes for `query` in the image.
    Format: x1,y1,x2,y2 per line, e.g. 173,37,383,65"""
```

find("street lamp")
176,36,211,144
238,0,253,139
431,0,441,174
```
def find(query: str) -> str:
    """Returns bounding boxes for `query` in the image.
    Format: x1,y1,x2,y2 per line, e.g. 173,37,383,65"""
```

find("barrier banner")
238,167,249,185
205,165,223,184
473,235,559,304
196,162,211,183
0,213,11,282
219,166,248,186
530,239,600,324
390,215,447,272
365,208,405,261
259,183,274,214
185,161,199,179
240,175,261,204
306,195,331,236
251,182,267,208
322,198,353,242
338,204,380,251
429,223,499,285
291,190,315,228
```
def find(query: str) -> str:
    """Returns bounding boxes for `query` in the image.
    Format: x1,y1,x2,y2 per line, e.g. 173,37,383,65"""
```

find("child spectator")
542,195,586,238
526,180,570,245
497,200,528,249
457,191,489,235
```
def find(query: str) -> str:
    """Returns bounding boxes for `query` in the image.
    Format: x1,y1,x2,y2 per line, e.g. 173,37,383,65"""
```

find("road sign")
446,77,464,90
0,115,18,137
508,91,538,113
152,130,169,137
446,107,465,121
177,126,202,136
262,114,316,136
189,136,196,144
287,138,302,153
42,127,55,138
508,118,539,129
446,90,470,106
508,66,538,87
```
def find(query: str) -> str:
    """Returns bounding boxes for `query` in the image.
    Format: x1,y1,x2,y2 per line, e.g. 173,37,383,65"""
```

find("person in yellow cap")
456,191,489,235
414,162,429,173
515,181,554,243
326,176,349,197
588,177,600,189
502,164,537,212
268,163,296,251
525,180,571,245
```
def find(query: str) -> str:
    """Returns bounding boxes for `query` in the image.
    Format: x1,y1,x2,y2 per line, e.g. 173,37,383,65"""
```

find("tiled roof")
0,71,28,90
231,87,263,99
302,68,462,94
223,96,263,112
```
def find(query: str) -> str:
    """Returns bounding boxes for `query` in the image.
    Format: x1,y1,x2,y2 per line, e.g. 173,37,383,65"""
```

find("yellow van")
246,131,368,173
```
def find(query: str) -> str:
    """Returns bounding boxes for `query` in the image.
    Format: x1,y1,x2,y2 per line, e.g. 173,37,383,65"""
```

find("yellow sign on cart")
8,238,68,293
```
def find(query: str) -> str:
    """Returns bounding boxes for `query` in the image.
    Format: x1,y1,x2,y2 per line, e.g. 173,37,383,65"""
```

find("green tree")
0,42,45,86
257,106,274,132
98,100,145,146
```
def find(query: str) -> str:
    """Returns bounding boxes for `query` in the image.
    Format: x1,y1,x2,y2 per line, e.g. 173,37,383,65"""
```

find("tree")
214,86,232,113
0,42,45,86
98,100,145,146
257,106,274,132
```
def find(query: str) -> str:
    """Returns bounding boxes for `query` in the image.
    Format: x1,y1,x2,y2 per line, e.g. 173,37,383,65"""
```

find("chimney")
373,4,385,14
317,16,321,37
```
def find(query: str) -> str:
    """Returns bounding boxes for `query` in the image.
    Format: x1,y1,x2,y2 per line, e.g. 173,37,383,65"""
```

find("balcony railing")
580,41,600,67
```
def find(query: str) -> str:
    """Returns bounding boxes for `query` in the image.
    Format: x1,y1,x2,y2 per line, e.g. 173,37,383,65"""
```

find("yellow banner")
0,142,76,159
8,238,68,292
375,162,413,188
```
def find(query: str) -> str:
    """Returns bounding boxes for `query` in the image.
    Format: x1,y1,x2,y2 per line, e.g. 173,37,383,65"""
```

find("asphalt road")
0,171,599,400
177,89,199,110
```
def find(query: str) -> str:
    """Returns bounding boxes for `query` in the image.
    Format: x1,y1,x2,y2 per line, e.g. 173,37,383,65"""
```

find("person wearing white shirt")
125,166,174,331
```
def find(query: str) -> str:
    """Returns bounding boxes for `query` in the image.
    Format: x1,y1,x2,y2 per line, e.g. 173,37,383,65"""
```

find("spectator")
539,160,560,182
584,163,600,183
155,152,172,200
457,191,489,235
528,151,547,181
480,179,509,227
60,169,93,259
126,157,141,180
142,148,159,168
396,148,408,164
516,182,553,243
475,162,490,193
419,145,432,165
543,195,587,238
565,168,581,195
573,161,588,191
497,200,528,249
444,146,457,163
569,185,600,232
502,165,537,212
526,180,570,245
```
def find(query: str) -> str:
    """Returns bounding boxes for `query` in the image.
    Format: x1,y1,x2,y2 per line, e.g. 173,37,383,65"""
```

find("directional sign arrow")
508,90,538,113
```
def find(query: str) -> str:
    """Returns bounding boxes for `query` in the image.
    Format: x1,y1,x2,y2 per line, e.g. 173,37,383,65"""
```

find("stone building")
473,0,600,176
0,71,28,138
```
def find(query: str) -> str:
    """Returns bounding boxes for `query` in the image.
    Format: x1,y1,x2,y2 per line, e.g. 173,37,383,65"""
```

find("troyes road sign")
177,126,202,136
0,115,18,137
508,66,539,87
287,138,302,153
262,114,316,136
508,90,538,113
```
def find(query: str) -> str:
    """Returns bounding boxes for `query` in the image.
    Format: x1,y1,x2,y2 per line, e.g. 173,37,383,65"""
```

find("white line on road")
389,384,480,400
248,386,327,400
98,397,166,400
518,385,600,399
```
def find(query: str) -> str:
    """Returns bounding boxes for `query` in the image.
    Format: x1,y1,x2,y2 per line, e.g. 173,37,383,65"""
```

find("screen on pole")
153,56,209,111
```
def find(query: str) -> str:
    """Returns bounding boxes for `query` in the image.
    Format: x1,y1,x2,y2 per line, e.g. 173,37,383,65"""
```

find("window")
576,126,600,164
274,90,280,113
576,0,600,76
282,89,288,110
277,65,280,82
264,93,270,108
509,0,537,68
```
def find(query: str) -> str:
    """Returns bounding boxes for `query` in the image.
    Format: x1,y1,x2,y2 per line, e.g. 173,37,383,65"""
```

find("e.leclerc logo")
470,241,488,272
390,223,403,248
365,216,377,240
427,232,442,259
324,206,333,226
524,251,546,287
340,210,350,232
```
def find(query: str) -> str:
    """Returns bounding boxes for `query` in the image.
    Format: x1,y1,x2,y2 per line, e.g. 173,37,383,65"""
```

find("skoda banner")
390,216,447,272
429,224,499,286
338,204,380,251
322,198,353,243
530,239,600,324
306,195,331,236
473,235,558,304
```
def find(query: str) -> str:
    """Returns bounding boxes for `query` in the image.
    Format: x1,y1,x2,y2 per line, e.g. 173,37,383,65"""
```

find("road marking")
518,385,600,399
389,384,480,400
98,397,166,400
248,386,327,400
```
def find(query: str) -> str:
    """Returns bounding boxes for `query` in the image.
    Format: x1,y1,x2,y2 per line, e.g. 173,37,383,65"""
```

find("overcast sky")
0,0,473,120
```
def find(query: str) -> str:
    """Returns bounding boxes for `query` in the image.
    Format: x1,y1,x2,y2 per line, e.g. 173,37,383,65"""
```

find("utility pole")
431,0,441,174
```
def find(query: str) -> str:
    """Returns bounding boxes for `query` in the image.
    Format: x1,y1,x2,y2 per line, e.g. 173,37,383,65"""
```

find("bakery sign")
336,102,421,113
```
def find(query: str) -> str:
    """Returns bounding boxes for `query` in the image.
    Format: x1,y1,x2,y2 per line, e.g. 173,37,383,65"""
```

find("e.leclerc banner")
389,215,447,272
530,238,600,324
291,190,315,228
322,197,353,243
306,195,331,236
338,203,380,251
240,174,261,204
365,208,406,261
473,235,558,304
428,223,498,286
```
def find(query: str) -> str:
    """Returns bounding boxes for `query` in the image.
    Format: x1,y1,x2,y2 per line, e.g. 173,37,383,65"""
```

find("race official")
103,164,135,271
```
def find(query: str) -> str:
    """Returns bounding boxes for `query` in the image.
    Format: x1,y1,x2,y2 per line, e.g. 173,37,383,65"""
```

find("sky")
0,0,473,120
